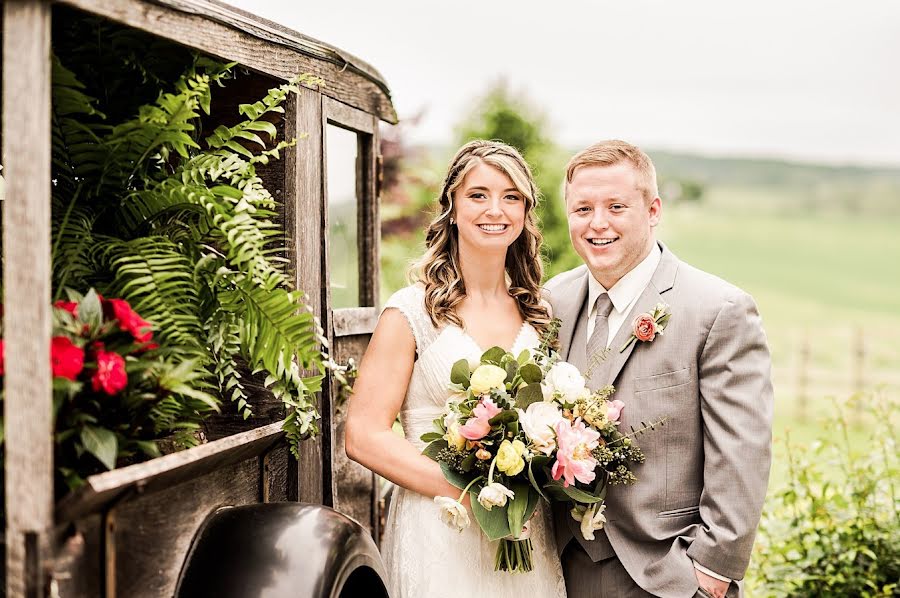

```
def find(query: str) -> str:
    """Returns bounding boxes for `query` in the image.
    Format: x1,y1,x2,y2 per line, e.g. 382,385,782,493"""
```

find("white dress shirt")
584,242,731,585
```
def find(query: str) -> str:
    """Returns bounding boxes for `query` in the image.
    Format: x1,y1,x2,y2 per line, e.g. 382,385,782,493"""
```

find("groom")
545,140,773,598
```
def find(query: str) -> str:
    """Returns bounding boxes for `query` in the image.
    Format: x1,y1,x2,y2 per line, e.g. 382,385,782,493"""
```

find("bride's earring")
449,217,455,225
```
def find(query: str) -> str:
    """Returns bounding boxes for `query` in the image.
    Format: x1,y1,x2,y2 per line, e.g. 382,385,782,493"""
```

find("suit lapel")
597,242,679,387
555,271,589,361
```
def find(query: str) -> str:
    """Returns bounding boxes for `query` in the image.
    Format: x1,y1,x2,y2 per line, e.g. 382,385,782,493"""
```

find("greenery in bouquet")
0,290,217,492
420,332,652,573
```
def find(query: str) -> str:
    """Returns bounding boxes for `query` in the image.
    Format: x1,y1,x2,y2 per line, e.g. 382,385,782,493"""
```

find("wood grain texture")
58,0,397,123
284,87,326,504
332,307,379,337
324,96,377,135
111,457,262,597
55,421,284,524
330,334,377,535
2,2,53,596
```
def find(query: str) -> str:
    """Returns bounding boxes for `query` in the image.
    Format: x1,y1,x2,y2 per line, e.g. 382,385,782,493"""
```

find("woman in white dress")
345,140,566,597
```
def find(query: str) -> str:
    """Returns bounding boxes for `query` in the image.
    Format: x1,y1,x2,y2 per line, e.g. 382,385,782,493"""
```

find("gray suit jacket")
544,242,773,598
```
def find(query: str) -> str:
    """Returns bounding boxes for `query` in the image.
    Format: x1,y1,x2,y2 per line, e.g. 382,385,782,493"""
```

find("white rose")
477,482,515,511
517,401,564,455
546,361,588,403
570,503,607,541
434,496,470,532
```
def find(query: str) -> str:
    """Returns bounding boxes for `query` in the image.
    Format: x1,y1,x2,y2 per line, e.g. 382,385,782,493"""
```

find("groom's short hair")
565,140,659,203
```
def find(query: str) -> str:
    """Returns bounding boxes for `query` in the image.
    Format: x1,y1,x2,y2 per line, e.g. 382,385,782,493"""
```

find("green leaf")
543,479,606,504
450,359,471,388
517,349,531,365
518,363,543,384
420,432,443,443
81,425,118,470
527,456,551,501
79,288,104,330
471,494,512,541
504,360,518,384
515,383,544,409
488,410,519,426
423,439,449,461
481,346,507,366
440,463,475,491
507,482,534,538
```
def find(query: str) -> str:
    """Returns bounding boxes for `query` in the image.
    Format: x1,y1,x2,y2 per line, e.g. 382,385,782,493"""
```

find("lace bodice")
379,285,566,597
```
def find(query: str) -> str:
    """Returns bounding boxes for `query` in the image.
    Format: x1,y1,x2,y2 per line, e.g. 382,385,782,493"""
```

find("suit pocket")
657,505,700,518
634,367,691,392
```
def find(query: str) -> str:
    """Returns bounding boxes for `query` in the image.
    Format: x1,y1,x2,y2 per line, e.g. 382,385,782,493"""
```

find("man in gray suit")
545,140,773,598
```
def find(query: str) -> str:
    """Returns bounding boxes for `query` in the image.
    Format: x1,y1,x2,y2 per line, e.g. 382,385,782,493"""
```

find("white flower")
477,482,515,511
546,361,588,403
435,496,470,532
470,364,508,395
570,503,607,541
517,401,564,455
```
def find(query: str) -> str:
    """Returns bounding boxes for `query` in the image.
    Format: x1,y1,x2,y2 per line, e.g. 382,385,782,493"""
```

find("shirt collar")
588,243,662,315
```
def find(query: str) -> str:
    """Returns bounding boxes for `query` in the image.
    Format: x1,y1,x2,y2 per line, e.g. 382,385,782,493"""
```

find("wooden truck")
2,1,395,595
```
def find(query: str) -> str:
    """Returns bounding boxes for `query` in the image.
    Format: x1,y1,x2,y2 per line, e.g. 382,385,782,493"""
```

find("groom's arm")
687,291,774,580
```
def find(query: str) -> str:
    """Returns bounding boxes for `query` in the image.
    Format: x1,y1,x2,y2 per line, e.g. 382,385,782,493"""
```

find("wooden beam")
2,2,53,596
285,87,326,504
324,96,377,135
59,0,397,123
332,307,379,338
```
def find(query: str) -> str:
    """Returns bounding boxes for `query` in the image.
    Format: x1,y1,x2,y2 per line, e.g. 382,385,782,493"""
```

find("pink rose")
632,314,658,342
606,399,625,423
459,398,502,441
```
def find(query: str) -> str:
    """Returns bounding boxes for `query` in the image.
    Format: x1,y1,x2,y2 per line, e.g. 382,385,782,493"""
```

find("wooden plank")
332,307,379,337
261,444,290,503
54,421,284,524
112,456,261,597
58,0,397,123
285,86,326,504
2,2,53,596
358,121,381,306
50,515,104,598
330,334,377,534
324,96,377,135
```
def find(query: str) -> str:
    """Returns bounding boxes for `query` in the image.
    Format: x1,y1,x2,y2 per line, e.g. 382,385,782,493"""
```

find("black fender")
175,503,391,598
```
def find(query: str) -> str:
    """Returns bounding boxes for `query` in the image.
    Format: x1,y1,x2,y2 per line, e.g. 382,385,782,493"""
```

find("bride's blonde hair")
411,140,551,340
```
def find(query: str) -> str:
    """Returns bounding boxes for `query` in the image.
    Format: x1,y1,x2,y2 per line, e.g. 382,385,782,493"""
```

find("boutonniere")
620,303,671,352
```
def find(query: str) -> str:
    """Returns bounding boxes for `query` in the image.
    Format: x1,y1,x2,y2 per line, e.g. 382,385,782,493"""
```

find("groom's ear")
648,196,662,227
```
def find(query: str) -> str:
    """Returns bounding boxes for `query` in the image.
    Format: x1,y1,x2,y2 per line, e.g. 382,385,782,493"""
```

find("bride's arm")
345,309,466,503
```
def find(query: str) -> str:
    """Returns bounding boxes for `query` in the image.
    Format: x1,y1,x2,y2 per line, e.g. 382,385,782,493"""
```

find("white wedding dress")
379,285,567,598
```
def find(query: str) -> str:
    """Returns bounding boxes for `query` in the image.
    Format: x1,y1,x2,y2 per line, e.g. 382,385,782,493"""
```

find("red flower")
51,336,85,380
106,299,153,343
91,350,127,395
632,314,659,342
53,300,79,317
0,339,5,376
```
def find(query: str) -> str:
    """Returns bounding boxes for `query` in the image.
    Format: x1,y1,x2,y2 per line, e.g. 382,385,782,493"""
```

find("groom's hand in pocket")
695,568,729,598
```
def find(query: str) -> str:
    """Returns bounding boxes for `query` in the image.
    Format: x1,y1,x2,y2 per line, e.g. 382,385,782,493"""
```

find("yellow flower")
444,422,466,451
496,439,527,476
469,364,507,395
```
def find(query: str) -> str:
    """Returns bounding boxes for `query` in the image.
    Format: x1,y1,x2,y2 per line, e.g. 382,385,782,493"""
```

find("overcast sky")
225,0,900,166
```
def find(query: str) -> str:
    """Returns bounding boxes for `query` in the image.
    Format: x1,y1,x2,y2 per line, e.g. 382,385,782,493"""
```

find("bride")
345,140,566,597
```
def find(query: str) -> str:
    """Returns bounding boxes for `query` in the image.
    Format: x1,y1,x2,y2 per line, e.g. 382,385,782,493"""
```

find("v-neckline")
450,321,531,355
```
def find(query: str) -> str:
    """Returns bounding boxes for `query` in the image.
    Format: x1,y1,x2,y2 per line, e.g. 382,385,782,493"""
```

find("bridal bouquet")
421,335,652,573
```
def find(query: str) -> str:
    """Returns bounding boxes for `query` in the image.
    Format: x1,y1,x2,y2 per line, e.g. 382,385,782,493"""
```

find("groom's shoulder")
543,265,588,295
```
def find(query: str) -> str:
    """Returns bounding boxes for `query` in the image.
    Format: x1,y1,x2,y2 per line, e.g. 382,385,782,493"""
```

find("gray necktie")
585,293,614,387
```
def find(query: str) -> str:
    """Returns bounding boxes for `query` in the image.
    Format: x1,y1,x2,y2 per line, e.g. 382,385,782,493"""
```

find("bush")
752,392,899,597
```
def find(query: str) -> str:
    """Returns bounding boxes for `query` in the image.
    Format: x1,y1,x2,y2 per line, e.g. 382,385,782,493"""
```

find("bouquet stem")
494,537,534,572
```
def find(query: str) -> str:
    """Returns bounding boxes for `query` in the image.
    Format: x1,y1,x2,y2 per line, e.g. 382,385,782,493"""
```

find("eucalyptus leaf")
481,346,507,366
517,349,531,365
423,438,449,461
519,363,543,384
450,359,471,387
516,383,544,409
420,432,443,443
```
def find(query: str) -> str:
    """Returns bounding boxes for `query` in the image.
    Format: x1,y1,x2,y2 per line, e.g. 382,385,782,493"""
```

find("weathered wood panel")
324,96,376,135
59,0,397,123
284,87,325,504
55,421,284,524
111,456,261,597
2,2,53,596
332,307,379,337
330,334,377,535
50,514,104,598
358,122,380,306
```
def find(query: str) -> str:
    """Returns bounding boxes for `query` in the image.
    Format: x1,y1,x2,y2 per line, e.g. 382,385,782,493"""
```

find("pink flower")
551,418,601,488
459,398,502,441
92,350,127,395
606,399,625,423
632,314,658,342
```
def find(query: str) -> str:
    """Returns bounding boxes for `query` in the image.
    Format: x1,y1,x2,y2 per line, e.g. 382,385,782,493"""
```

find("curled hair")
411,140,552,341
